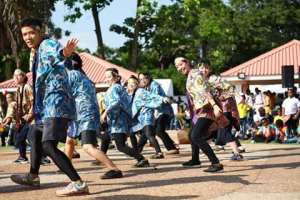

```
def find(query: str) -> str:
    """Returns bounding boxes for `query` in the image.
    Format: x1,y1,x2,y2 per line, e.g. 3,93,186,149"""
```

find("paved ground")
0,142,299,200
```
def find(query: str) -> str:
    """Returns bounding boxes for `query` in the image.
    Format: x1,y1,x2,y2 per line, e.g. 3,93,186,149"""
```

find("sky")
52,0,172,52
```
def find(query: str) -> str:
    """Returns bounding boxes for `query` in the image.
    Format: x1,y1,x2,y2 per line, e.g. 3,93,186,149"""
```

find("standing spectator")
282,88,300,137
13,69,34,164
0,94,8,146
263,91,272,115
245,89,254,134
275,93,284,108
2,94,17,146
254,88,264,114
237,94,250,139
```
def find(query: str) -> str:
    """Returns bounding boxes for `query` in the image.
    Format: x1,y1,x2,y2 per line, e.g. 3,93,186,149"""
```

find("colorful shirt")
130,88,164,133
15,83,33,124
104,83,129,135
146,81,174,117
34,39,75,122
186,68,234,130
68,70,100,135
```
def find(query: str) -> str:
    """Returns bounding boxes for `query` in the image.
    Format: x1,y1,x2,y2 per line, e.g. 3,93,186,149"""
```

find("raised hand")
63,38,78,58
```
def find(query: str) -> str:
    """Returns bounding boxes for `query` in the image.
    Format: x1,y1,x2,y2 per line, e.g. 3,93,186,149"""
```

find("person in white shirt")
254,88,264,113
282,88,300,136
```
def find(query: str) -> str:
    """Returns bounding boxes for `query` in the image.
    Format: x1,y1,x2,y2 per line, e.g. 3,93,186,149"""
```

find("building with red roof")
0,52,137,92
221,39,300,93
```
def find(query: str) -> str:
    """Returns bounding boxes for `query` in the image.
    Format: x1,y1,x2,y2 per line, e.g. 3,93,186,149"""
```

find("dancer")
101,68,150,167
64,53,123,179
175,57,224,172
138,73,179,156
11,18,89,197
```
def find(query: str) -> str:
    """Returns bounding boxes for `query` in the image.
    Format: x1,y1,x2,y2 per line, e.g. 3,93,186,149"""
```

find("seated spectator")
253,118,276,143
274,119,286,143
273,106,283,124
253,107,273,128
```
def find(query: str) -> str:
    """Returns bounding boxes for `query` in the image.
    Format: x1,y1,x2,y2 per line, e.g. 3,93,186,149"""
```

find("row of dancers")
9,17,244,197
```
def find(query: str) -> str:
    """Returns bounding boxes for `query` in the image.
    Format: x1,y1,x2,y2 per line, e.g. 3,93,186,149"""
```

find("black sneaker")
203,163,224,173
72,152,80,159
11,173,40,187
150,153,164,159
182,160,201,168
90,160,101,166
134,159,150,168
13,157,29,164
101,170,123,179
40,157,51,165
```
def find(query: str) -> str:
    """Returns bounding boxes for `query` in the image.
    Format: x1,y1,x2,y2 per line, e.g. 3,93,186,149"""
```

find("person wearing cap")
282,88,300,137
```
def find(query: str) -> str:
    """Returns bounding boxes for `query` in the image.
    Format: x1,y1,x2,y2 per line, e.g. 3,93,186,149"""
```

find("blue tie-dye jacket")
104,83,129,135
67,69,100,136
35,39,75,121
147,81,174,117
130,88,164,132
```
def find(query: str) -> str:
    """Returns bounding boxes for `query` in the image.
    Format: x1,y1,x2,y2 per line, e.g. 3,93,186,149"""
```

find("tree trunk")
130,0,142,69
91,4,105,59
201,40,208,61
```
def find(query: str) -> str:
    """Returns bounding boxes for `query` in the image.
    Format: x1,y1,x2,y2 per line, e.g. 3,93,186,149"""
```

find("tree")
110,0,157,69
63,0,114,59
227,0,300,68
0,0,58,81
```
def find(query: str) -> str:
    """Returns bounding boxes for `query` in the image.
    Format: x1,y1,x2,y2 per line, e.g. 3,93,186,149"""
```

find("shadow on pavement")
90,174,252,195
94,194,198,200
0,182,66,194
229,161,300,173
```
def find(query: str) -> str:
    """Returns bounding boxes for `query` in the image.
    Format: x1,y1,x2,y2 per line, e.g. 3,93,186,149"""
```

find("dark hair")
69,53,85,75
105,68,121,83
106,68,119,75
21,18,42,29
197,58,211,67
24,75,28,83
275,119,284,128
138,72,152,83
129,75,139,83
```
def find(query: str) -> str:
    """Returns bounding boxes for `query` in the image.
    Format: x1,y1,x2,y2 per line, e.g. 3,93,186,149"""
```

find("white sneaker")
56,181,89,197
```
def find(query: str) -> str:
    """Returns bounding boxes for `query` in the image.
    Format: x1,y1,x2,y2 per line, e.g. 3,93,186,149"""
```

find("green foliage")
63,0,113,22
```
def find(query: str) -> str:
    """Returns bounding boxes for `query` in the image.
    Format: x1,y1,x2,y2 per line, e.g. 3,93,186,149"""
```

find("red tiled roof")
221,39,300,77
0,52,137,90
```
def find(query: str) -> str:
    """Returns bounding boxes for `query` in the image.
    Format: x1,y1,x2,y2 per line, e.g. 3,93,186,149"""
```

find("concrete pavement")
0,143,299,200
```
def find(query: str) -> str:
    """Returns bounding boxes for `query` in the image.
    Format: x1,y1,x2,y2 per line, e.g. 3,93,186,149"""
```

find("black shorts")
42,118,69,143
81,130,98,146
